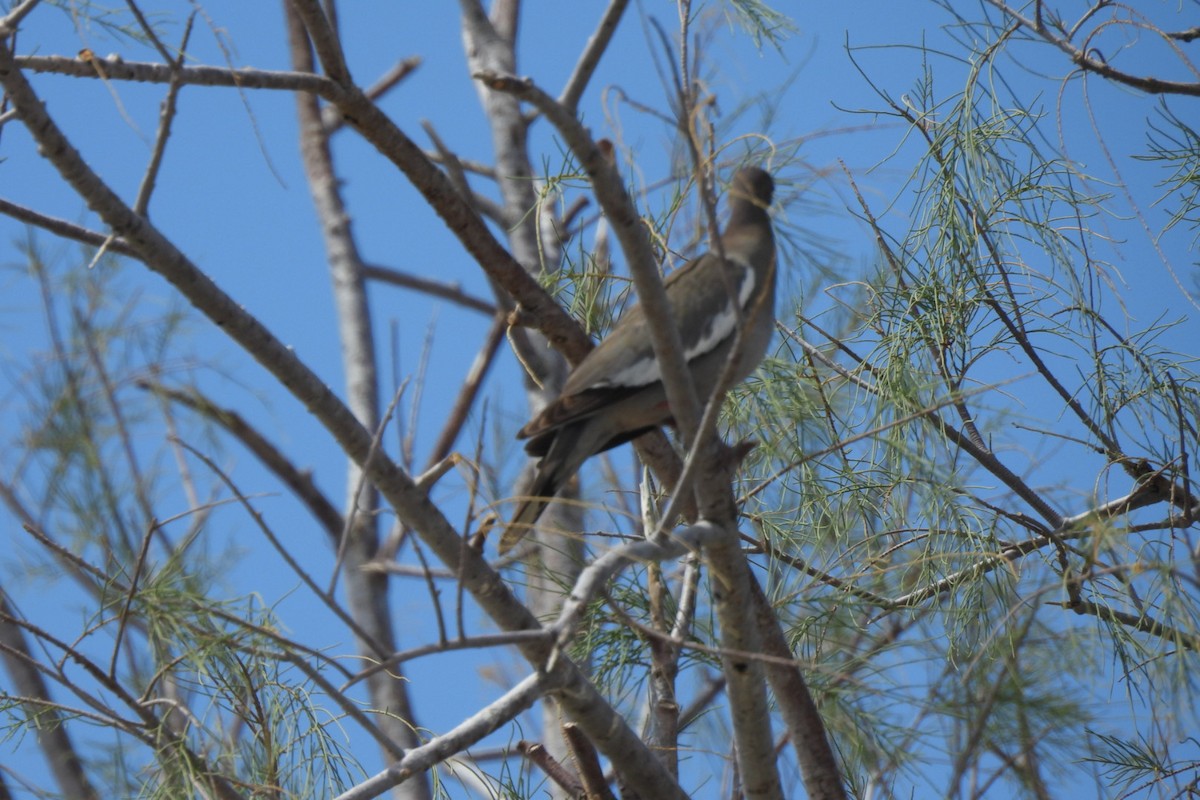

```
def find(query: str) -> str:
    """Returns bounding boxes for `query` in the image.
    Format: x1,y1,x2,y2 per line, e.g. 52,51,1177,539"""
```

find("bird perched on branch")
500,166,777,554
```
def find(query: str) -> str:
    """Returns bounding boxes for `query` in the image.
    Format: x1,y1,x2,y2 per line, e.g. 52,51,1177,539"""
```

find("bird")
500,166,777,554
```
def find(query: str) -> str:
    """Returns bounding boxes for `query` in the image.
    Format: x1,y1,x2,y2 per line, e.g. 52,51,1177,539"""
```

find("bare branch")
1063,597,1200,651
0,197,138,256
559,0,630,114
323,55,421,131
562,722,616,799
334,672,547,800
703,526,783,799
16,53,335,93
750,577,848,800
517,740,586,796
363,267,496,316
1167,26,1200,43
426,313,507,467
476,69,702,439
122,0,174,64
983,0,1200,96
545,523,722,672
0,0,43,34
286,0,352,84
134,13,194,216
0,41,684,797
12,59,591,358
283,8,430,778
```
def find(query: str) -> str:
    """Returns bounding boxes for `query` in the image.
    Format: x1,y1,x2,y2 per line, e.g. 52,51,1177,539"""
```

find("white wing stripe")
684,259,755,362
600,354,661,389
598,257,756,390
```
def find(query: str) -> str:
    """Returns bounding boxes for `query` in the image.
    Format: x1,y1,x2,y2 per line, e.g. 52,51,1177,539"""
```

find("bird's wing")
565,252,754,394
518,252,754,442
517,382,638,444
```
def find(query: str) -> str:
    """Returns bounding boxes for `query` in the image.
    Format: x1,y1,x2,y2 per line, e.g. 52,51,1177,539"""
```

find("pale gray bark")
458,1,586,788
283,7,428,798
0,26,687,799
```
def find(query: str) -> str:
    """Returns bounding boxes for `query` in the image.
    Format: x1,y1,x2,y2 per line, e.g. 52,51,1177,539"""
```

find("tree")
1,1,1197,798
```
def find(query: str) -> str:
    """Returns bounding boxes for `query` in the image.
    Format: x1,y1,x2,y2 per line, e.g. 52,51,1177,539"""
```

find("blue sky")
2,1,1198,797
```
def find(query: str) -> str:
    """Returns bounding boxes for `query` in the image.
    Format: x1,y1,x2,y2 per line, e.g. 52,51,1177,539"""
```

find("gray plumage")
501,166,777,553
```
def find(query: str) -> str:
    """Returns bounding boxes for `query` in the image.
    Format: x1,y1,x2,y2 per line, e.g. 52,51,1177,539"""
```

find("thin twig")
123,0,174,63
341,630,553,691
176,441,388,657
334,672,548,800
983,0,1200,96
107,518,157,678
558,0,630,113
323,55,421,131
137,380,345,540
134,13,194,216
427,314,507,467
0,0,44,33
0,37,687,798
363,265,496,317
0,198,139,255
329,382,405,595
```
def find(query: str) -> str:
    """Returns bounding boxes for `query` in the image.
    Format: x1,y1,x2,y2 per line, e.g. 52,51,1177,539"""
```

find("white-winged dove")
501,166,776,553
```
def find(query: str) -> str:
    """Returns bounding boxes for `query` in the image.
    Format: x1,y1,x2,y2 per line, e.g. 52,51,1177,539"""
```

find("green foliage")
0,248,363,798
722,0,796,51
709,8,1200,795
1141,103,1200,247
4,2,1199,798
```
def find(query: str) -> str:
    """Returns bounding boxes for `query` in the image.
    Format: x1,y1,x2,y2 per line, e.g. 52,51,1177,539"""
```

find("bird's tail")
499,478,556,555
499,425,587,554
